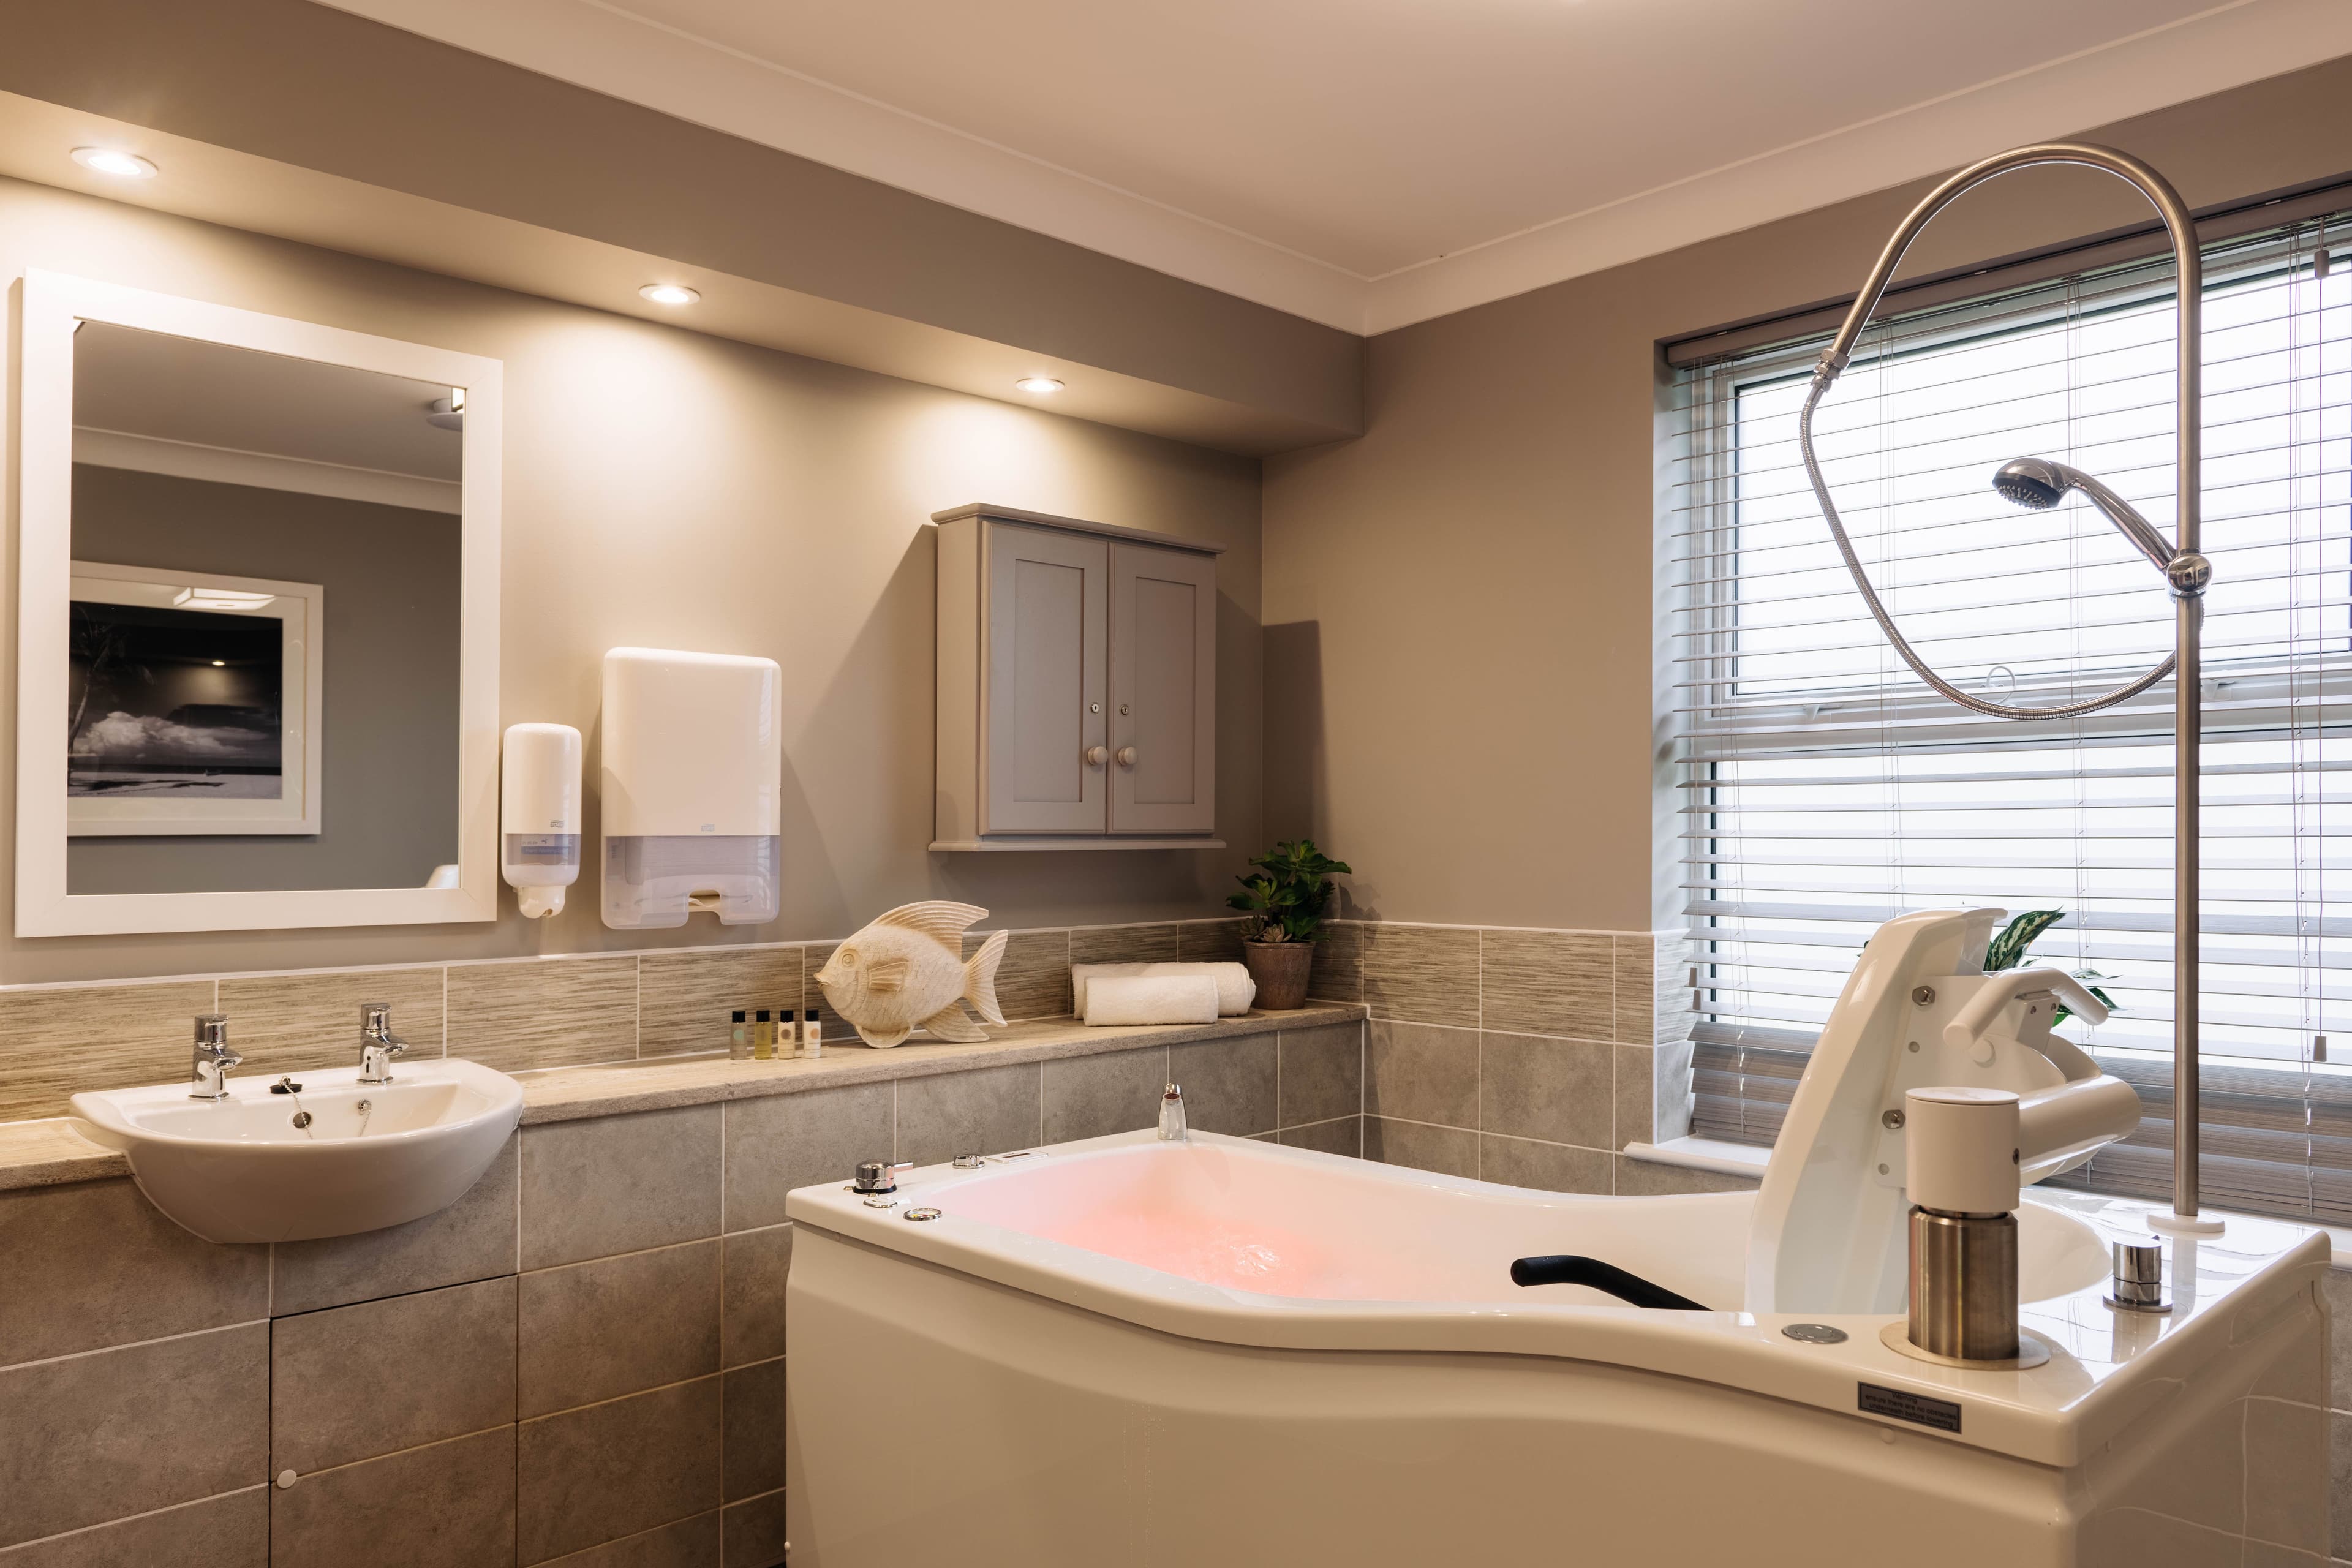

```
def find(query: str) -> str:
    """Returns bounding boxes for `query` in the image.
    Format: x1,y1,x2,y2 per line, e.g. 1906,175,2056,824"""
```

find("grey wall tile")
541,1511,719,1567
1278,1116,1360,1158
638,949,799,1061
272,1276,516,1475
722,1492,790,1568
0,1178,267,1367
1613,1044,1658,1151
1278,1022,1361,1128
1176,919,1248,963
1480,1031,1611,1149
0,1486,265,1568
1360,924,1478,1027
1362,1117,1477,1179
520,1242,720,1419
894,1064,1041,1167
216,967,444,1080
517,1376,721,1565
1169,1036,1276,1136
273,1133,518,1316
1482,1134,1613,1194
721,1226,793,1370
1613,1155,1760,1195
722,1359,789,1502
2245,1396,2328,1554
1069,924,1180,964
962,929,1072,1020
270,1423,514,1568
1479,930,1611,1041
0,1322,266,1548
1042,1048,1169,1143
1611,935,1656,1046
523,1106,721,1271
1363,1020,1478,1129
2326,1269,2352,1412
0,979,215,1123
724,1084,892,1233
450,956,637,1074
2331,1410,2352,1560
1305,922,1364,1003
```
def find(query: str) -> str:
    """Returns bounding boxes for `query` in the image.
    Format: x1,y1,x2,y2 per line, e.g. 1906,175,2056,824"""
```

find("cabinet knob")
1084,745,1110,767
1115,747,1137,767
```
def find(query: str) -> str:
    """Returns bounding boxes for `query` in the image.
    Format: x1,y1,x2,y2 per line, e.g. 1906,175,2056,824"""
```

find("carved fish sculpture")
814,901,1009,1048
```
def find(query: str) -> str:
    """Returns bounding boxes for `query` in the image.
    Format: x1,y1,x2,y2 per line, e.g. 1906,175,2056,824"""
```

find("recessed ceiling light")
639,283,700,306
71,147,157,180
1016,376,1065,394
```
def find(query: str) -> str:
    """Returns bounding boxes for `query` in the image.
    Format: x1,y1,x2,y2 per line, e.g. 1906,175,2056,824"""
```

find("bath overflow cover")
1782,1323,1849,1344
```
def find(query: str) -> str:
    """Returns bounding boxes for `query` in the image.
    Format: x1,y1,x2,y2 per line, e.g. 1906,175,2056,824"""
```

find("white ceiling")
318,0,2352,334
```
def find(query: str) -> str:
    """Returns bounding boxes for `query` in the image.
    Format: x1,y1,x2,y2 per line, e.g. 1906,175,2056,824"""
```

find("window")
1672,213,2352,1220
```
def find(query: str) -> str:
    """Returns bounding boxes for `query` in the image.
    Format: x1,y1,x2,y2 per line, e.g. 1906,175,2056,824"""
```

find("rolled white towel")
1073,961,1257,1016
1084,974,1219,1027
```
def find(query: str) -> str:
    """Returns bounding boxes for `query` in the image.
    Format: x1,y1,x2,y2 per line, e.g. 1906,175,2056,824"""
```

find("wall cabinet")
933,504,1221,850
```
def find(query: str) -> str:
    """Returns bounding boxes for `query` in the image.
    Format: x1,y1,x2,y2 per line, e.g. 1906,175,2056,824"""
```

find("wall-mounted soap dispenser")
600,647,782,929
501,723,582,918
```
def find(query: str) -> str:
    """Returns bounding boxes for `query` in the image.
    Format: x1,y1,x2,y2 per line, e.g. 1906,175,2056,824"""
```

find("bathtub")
784,1129,2330,1566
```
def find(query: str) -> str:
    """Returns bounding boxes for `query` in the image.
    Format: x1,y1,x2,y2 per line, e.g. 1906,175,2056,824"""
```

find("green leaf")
1232,839,1350,943
1985,909,2067,973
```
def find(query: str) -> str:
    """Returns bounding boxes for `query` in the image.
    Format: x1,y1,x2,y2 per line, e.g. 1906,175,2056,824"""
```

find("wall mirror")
15,271,501,935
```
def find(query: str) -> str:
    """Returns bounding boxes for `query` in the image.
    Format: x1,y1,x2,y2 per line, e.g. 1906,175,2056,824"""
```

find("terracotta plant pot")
1243,940,1313,1011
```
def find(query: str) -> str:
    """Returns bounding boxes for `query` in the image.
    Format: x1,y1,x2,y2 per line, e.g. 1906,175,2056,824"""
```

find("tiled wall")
0,1014,1360,1566
1304,921,1732,1196
0,919,1255,1126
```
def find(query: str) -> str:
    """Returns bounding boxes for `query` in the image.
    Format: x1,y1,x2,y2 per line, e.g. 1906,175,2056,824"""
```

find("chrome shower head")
1989,456,2175,575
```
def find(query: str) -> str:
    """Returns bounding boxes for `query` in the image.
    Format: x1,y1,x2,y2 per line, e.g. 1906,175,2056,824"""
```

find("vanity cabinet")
933,504,1221,850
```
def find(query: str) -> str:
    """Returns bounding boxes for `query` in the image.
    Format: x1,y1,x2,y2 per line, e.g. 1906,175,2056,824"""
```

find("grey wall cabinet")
934,504,1223,850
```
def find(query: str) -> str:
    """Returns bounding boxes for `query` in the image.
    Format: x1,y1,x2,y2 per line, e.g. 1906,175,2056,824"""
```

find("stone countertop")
0,1005,1365,1192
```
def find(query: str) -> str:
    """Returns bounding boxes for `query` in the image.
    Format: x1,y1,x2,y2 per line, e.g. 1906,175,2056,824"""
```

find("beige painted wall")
1262,52,2352,933
0,175,1261,984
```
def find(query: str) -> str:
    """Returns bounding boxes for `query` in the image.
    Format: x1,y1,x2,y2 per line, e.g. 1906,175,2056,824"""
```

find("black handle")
1510,1254,1710,1311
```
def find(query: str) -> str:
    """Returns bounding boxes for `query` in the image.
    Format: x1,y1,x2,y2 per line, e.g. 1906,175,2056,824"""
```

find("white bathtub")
785,1129,2330,1566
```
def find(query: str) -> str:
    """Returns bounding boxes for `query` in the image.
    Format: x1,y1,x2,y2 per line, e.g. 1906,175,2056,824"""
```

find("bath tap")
355,1001,409,1085
188,1014,241,1100
1157,1083,1188,1142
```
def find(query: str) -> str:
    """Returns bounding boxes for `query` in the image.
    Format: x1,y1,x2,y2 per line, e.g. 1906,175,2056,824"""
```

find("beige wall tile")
217,967,444,1080
1360,925,1477,1027
1069,924,1181,964
1362,1116,1477,1178
517,1376,721,1565
270,1424,514,1568
1611,935,1655,1046
963,929,1073,1021
541,1511,719,1566
1043,1048,1169,1143
522,1106,721,1271
1480,1031,1611,1148
519,1241,720,1420
273,1132,518,1316
0,1322,267,1547
1479,930,1610,1040
1169,1035,1276,1136
271,1276,516,1475
450,956,636,1074
1176,919,1248,963
639,949,799,1061
0,1487,265,1568
721,1358,788,1502
724,1083,892,1233
797,944,845,1041
895,1063,1042,1167
720,1225,793,1371
1364,1020,1478,1129
0,979,216,1123
0,1178,267,1368
1305,922,1364,1003
1278,1022,1361,1128
1482,1133,1613,1194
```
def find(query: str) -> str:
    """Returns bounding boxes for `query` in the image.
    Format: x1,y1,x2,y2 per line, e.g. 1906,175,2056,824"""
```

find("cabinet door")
1108,543,1216,835
982,522,1107,834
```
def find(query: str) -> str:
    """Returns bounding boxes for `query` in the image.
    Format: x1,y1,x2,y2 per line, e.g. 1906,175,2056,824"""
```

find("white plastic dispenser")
600,647,782,929
500,723,583,918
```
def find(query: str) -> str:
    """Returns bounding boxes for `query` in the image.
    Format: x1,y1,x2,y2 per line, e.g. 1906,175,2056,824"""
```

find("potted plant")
1227,839,1351,1011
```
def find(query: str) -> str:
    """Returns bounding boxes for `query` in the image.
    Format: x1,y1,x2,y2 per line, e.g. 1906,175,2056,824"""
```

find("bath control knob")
852,1159,912,1195
1084,745,1109,766
2105,1235,2169,1314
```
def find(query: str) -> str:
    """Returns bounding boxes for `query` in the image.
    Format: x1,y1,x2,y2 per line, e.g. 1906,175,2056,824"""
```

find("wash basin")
70,1058,521,1243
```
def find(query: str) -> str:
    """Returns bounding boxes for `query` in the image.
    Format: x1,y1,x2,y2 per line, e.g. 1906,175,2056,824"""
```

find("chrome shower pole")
1801,143,2215,1231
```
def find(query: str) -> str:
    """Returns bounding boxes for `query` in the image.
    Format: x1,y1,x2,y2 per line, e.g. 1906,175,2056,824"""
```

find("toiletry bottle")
729,1009,751,1061
753,1009,774,1061
783,1006,801,1053
802,1008,822,1058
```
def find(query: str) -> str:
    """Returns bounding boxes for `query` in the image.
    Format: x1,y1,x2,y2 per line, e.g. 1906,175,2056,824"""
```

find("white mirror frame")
15,270,502,935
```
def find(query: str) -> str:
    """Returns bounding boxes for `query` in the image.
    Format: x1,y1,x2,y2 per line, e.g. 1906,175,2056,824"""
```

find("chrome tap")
1158,1082,1188,1143
356,1001,409,1085
189,1014,241,1100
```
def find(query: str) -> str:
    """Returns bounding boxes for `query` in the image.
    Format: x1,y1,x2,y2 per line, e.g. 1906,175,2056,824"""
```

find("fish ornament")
813,901,1009,1048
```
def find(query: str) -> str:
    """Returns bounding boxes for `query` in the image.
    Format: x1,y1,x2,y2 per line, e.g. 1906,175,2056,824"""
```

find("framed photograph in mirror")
67,562,324,836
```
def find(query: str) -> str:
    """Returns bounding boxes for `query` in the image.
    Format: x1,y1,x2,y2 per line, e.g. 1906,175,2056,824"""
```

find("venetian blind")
1670,211,2352,1221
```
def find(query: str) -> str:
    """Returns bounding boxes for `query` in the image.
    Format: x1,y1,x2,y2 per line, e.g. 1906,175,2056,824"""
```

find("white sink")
70,1058,522,1243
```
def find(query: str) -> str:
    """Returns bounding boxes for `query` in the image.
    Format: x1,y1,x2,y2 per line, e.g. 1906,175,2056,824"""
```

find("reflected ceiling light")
71,147,157,180
209,660,225,668
1015,376,1065,394
175,587,276,612
639,283,700,306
